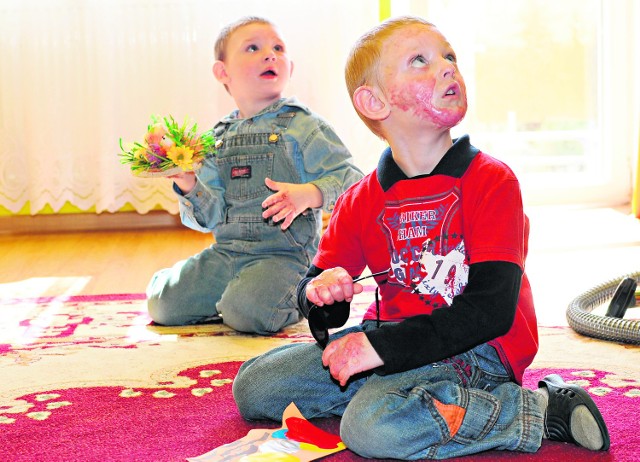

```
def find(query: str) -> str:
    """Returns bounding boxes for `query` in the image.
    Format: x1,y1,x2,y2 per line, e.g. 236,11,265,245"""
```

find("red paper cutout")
284,416,342,449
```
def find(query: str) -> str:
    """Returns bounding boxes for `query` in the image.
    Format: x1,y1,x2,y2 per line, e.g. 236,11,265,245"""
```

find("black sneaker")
538,374,610,451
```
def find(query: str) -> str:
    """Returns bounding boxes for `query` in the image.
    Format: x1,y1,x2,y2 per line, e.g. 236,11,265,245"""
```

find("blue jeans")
233,321,545,459
146,247,305,334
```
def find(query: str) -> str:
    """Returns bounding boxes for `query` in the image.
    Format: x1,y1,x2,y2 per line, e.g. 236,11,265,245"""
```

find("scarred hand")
305,267,364,307
261,178,322,230
322,332,383,386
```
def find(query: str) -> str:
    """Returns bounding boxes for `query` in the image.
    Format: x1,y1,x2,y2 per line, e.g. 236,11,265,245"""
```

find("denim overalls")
146,98,362,333
211,109,318,257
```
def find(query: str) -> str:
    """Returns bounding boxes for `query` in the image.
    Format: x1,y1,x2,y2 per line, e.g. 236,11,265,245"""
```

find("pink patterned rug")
1,293,639,462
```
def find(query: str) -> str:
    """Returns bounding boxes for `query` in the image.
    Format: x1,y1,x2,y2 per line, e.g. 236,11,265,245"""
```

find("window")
391,0,639,206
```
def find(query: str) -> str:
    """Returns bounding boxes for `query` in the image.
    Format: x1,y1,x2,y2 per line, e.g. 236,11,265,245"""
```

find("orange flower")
144,123,167,146
159,135,175,152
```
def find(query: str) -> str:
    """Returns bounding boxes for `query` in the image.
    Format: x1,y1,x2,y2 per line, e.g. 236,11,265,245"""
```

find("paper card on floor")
187,402,346,462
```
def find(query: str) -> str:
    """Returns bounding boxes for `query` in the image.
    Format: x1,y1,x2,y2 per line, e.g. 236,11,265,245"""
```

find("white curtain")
0,0,382,215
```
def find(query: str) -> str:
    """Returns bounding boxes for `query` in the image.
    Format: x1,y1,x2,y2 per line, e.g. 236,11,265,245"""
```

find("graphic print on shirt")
379,190,469,309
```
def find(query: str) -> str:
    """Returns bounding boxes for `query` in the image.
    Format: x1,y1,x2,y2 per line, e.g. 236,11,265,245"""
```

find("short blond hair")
214,16,275,61
345,16,435,137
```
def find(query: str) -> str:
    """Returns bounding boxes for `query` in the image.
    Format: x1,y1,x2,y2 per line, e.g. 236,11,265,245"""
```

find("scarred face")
380,24,467,130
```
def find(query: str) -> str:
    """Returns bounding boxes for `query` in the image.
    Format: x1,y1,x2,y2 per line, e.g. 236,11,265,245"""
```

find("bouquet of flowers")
119,115,217,177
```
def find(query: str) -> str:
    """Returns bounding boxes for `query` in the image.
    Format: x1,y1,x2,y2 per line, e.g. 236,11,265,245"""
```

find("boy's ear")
353,85,389,121
212,60,228,84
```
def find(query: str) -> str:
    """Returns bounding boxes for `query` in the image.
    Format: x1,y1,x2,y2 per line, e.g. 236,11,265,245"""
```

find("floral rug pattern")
1,291,639,461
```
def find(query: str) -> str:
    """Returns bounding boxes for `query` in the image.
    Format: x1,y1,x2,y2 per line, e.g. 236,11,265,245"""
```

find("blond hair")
214,16,275,61
345,16,435,137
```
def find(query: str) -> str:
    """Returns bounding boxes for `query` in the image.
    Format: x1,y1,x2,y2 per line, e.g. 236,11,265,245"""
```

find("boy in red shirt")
233,16,609,459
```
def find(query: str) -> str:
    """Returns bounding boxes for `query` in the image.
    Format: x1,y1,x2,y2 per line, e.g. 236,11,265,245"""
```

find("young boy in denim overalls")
146,17,363,334
233,16,609,458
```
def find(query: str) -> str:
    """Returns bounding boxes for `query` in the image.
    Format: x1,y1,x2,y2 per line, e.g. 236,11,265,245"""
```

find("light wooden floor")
2,205,640,326
0,227,213,298
524,204,640,324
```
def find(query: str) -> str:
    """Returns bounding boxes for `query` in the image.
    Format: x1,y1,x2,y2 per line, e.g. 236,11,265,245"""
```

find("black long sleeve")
365,260,522,374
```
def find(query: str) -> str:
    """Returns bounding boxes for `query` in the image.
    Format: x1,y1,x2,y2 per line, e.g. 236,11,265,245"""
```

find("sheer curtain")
635,139,640,218
0,0,381,215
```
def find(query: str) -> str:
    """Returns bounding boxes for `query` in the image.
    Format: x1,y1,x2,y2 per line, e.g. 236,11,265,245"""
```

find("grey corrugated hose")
566,271,640,344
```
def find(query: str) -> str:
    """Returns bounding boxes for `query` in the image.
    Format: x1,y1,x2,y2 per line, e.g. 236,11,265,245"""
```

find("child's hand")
168,171,197,194
306,267,364,307
322,332,384,386
262,177,322,230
